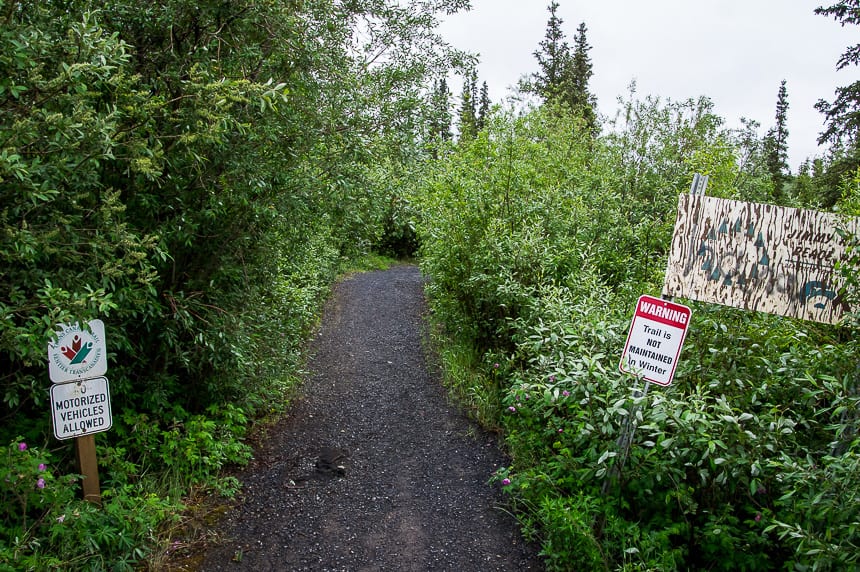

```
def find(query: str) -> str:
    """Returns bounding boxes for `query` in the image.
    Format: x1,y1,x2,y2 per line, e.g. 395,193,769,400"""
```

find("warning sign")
619,295,692,386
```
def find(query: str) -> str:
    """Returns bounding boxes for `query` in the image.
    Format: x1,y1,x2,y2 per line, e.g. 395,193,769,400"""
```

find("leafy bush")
415,98,860,569
1,0,467,567
0,439,180,570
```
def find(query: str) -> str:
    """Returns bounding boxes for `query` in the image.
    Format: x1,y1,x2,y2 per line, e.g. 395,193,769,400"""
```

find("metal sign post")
597,175,704,526
607,293,692,496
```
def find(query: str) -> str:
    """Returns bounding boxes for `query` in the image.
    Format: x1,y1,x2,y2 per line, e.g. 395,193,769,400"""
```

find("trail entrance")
198,265,539,571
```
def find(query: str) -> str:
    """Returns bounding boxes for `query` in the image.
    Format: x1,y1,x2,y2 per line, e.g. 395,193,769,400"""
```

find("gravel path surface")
198,265,541,571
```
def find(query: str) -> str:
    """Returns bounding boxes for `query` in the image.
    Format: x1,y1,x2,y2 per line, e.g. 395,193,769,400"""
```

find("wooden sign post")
75,434,102,506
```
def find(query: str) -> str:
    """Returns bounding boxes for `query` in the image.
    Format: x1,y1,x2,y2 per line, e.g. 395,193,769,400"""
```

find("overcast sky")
438,0,856,172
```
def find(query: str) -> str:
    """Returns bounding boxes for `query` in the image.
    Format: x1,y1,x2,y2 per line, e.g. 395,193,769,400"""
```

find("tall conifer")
529,4,597,133
430,78,452,144
764,80,790,199
477,81,490,130
458,70,478,141
531,1,571,101
815,1,860,148
814,1,860,204
568,21,597,133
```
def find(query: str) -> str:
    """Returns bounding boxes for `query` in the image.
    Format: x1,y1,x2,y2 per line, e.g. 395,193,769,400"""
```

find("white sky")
439,0,857,172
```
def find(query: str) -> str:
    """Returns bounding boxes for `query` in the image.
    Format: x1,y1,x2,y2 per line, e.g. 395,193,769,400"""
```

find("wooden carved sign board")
663,194,858,325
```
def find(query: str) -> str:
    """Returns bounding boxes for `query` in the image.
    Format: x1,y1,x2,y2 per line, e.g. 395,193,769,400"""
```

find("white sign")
50,377,112,440
619,295,692,387
47,320,107,383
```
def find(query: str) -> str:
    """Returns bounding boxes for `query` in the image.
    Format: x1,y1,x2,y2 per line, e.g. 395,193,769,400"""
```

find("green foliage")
0,440,74,543
0,439,179,570
414,90,860,569
1,0,469,567
526,3,596,131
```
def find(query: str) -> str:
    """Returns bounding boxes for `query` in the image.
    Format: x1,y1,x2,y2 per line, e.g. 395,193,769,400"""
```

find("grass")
339,252,402,274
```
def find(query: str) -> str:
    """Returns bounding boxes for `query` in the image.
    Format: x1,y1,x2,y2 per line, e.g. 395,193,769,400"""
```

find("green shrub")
0,439,180,571
414,98,860,569
1,0,468,567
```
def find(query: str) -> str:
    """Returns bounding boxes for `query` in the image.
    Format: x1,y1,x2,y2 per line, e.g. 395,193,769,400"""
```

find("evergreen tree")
814,1,860,148
528,4,597,133
531,1,571,101
794,158,828,206
458,70,478,141
814,0,860,204
477,81,491,130
764,80,790,200
567,21,597,133
430,78,452,144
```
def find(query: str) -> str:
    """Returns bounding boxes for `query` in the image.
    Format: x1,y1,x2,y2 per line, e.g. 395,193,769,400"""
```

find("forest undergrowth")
413,105,860,571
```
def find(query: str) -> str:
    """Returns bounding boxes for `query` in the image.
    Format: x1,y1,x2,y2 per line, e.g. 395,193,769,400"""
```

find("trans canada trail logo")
61,334,93,364
48,320,107,382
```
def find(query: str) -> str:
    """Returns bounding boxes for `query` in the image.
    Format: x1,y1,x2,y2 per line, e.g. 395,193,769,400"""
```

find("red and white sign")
619,295,692,386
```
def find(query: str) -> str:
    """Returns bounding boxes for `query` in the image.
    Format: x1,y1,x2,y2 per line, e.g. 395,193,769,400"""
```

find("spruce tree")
814,0,860,204
814,1,860,148
529,5,597,133
531,1,571,101
458,70,478,141
430,78,452,143
567,21,597,133
477,81,490,131
764,80,790,200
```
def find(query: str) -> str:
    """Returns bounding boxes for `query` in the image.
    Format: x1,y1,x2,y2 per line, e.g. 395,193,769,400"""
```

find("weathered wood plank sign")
663,194,858,324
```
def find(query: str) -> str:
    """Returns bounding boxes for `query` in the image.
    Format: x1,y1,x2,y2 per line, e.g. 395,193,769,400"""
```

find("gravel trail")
198,264,541,571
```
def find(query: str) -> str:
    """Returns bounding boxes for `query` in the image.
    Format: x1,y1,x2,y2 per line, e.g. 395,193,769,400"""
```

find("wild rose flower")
502,478,511,486
562,390,570,397
36,478,45,489
38,463,46,471
549,375,555,382
493,363,500,369
18,443,27,452
508,406,516,412
755,513,762,522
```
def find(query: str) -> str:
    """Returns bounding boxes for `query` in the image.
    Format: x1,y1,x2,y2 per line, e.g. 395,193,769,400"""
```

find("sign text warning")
619,295,692,386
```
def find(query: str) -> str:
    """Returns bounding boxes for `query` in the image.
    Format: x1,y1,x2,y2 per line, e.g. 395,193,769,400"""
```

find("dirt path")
197,265,541,571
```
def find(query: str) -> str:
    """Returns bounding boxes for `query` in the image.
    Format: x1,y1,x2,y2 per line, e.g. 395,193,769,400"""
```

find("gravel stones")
199,265,541,571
